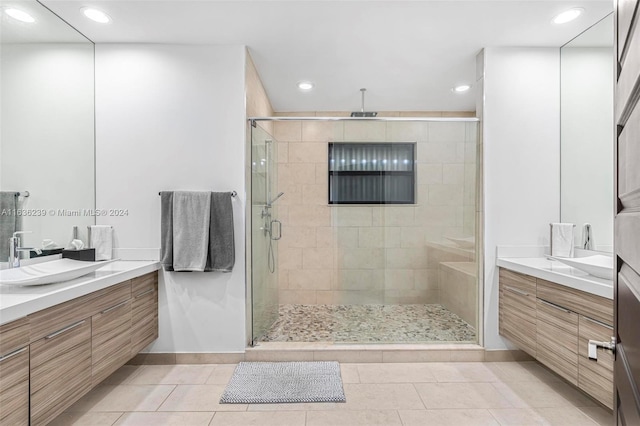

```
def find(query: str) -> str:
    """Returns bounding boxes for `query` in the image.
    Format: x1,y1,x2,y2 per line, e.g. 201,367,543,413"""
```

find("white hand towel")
42,239,58,249
89,225,113,261
551,223,574,258
68,239,85,250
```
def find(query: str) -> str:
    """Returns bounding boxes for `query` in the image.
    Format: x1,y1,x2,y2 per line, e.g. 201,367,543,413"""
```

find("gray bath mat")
219,361,346,404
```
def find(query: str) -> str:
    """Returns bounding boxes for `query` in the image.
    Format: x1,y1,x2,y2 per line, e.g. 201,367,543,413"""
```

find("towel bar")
159,191,237,197
15,191,29,197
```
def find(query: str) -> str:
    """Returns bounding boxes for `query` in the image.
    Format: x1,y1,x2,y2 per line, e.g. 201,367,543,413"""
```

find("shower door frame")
247,121,281,346
246,116,484,347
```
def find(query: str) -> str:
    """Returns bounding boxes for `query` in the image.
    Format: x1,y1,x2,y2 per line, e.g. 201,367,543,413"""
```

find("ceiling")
1,0,89,43
39,0,614,112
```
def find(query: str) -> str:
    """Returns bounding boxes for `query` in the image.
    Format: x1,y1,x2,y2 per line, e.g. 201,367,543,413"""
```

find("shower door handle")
270,219,282,240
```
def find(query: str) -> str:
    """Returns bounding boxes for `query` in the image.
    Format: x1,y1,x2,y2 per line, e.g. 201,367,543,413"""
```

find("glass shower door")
250,124,280,344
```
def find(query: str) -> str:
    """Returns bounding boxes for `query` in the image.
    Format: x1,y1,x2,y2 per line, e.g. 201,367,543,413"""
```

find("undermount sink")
550,255,614,280
0,258,116,286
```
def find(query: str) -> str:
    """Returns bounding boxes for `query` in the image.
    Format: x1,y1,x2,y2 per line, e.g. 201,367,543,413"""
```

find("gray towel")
160,191,174,271
172,191,212,272
205,192,235,272
160,191,235,273
0,192,21,262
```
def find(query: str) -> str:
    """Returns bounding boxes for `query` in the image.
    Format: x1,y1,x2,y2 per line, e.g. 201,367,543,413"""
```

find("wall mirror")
1,0,95,262
560,14,614,252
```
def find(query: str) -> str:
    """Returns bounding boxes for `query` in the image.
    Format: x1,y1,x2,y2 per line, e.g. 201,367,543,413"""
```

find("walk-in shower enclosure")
249,117,480,345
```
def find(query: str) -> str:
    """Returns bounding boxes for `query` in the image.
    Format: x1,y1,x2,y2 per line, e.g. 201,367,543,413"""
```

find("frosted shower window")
328,143,415,204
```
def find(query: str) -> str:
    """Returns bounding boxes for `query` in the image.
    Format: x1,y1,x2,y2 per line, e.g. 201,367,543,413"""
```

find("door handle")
504,285,529,297
45,320,85,340
539,299,571,313
101,300,129,315
270,219,282,240
0,346,27,363
588,337,616,360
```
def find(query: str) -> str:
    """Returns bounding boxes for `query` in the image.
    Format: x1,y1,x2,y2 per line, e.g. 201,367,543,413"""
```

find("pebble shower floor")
260,304,476,343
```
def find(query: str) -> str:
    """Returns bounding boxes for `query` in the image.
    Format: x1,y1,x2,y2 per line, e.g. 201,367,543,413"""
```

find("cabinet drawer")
499,268,536,294
578,315,614,409
29,280,131,342
499,271,537,357
0,346,29,426
131,277,158,355
0,317,29,356
132,272,157,297
536,299,578,385
536,278,613,325
30,320,92,426
92,299,133,387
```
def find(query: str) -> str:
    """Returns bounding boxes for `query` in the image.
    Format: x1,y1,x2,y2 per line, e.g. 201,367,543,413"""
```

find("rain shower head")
267,192,285,206
351,88,377,117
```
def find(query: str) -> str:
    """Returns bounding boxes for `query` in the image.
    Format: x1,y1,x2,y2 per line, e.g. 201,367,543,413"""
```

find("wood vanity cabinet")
131,273,159,356
29,320,92,426
536,298,578,385
91,286,133,387
498,268,614,410
498,268,537,357
578,315,614,409
0,318,30,426
536,278,613,325
0,270,158,426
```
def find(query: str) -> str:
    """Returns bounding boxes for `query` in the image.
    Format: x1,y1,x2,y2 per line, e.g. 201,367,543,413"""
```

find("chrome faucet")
8,231,42,268
582,223,593,250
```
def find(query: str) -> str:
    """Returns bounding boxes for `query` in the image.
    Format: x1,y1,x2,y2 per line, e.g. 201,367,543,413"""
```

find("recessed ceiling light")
82,8,111,23
297,81,314,91
552,8,583,24
452,84,471,93
5,8,35,23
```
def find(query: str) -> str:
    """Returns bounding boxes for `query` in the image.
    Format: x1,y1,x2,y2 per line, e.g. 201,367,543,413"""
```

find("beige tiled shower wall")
273,113,477,306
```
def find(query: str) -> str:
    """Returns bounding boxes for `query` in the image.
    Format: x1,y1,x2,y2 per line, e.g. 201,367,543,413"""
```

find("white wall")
481,48,560,350
95,44,247,352
1,44,94,248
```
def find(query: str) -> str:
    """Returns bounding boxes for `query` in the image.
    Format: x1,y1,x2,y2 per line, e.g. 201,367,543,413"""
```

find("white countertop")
0,260,161,326
496,257,613,300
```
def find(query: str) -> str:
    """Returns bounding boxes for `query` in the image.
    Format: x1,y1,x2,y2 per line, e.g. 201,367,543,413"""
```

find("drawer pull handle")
101,300,129,315
135,288,154,298
45,320,85,340
505,286,529,297
539,299,571,313
0,346,27,363
583,316,613,330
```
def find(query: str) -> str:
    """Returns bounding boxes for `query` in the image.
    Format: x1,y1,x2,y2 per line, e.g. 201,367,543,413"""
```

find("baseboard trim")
126,348,533,364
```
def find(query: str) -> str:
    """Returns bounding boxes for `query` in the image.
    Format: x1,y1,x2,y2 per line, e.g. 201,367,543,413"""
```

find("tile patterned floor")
260,304,476,343
52,361,613,425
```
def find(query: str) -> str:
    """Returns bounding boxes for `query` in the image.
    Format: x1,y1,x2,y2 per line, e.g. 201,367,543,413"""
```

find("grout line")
486,408,506,426
154,384,177,411
411,383,428,410
110,412,125,426
203,365,219,385
208,411,217,426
